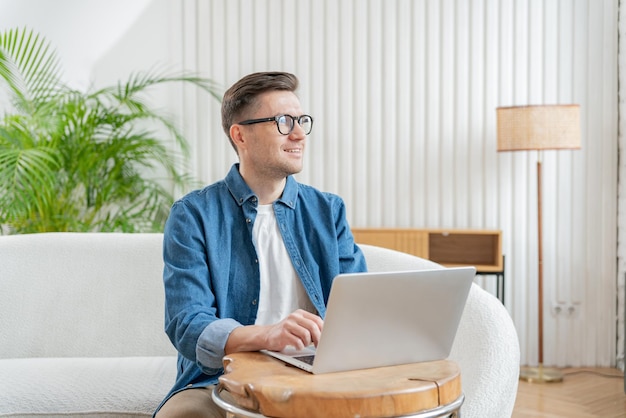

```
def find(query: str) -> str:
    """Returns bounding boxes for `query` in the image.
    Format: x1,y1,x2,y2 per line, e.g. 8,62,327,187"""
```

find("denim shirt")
158,164,367,409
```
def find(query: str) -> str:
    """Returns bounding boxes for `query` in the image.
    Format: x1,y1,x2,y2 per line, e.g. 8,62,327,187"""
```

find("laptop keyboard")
294,354,315,365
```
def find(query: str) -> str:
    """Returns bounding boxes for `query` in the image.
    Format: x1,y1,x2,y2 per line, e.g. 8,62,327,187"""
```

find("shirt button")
246,218,251,223
252,299,257,305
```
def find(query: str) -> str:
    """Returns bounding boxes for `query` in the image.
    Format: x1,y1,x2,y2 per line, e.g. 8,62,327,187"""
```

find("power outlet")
551,303,565,316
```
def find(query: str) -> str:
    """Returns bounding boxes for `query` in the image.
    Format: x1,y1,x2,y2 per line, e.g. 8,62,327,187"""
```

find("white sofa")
0,232,519,417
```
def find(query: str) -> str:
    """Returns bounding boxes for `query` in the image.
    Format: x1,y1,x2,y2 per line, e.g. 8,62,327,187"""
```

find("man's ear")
230,124,246,150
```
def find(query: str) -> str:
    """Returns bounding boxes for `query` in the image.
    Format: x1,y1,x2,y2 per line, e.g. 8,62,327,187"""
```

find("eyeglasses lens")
277,115,313,135
299,116,312,135
277,115,293,135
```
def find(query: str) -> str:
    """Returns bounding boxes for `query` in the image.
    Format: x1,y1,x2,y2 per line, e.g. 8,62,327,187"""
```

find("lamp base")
519,364,564,383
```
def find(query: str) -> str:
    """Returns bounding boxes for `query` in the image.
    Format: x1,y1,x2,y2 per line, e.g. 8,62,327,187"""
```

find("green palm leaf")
0,28,63,111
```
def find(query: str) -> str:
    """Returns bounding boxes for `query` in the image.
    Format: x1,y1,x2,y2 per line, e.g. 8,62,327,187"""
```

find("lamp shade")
497,104,581,152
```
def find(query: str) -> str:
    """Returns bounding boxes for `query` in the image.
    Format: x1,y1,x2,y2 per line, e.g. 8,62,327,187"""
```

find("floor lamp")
496,104,581,383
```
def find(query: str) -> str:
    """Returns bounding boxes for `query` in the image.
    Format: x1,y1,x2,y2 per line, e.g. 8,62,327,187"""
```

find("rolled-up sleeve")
195,318,242,373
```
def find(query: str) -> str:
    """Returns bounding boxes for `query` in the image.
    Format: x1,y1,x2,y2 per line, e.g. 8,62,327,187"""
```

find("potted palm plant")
0,27,221,234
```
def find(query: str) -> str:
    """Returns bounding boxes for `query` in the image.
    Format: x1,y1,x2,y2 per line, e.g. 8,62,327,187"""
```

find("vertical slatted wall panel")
175,0,618,367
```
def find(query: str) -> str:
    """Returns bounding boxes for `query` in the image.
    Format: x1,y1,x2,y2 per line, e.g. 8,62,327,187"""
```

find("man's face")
237,90,308,180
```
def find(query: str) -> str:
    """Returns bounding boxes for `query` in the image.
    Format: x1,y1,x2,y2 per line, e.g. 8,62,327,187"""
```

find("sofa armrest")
359,243,520,418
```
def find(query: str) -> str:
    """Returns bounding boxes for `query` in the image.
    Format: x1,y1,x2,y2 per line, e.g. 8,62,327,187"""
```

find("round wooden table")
213,352,463,418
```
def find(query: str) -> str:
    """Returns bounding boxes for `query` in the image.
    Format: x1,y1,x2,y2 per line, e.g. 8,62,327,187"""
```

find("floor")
511,367,626,418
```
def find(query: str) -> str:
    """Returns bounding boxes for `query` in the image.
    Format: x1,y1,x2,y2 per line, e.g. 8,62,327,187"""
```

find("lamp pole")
519,153,562,383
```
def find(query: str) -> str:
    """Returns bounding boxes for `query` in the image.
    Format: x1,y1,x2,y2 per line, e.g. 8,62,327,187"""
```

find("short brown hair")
221,72,299,151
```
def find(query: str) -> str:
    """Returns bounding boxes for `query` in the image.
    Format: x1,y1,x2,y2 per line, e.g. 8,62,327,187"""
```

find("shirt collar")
225,163,298,209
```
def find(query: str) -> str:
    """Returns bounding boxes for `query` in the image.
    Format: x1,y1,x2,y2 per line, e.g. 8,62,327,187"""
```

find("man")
155,72,367,417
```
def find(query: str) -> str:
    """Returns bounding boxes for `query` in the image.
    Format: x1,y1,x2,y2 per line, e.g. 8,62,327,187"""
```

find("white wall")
0,0,154,89
617,0,626,372
2,0,621,368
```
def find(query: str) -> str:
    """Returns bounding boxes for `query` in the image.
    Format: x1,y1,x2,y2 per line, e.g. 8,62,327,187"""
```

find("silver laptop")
261,266,475,374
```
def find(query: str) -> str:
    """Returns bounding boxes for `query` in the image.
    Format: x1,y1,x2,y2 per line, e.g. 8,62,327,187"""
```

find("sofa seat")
0,356,176,417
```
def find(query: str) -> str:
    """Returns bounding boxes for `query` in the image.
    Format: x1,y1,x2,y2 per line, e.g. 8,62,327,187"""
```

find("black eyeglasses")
237,114,314,135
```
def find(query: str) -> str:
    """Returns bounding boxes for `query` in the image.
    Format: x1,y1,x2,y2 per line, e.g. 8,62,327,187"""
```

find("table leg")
212,385,268,418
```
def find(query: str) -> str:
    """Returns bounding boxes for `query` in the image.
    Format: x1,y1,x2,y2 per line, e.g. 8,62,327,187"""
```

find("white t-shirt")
252,204,315,325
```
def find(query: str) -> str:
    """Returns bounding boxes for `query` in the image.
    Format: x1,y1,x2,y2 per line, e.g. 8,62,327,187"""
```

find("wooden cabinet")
351,228,503,273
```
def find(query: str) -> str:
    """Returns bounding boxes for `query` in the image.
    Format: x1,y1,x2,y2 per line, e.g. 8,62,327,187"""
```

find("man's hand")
263,309,324,351
224,309,324,354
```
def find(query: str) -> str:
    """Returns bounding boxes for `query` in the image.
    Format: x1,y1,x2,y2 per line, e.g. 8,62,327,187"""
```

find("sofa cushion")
0,233,175,358
0,356,177,417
